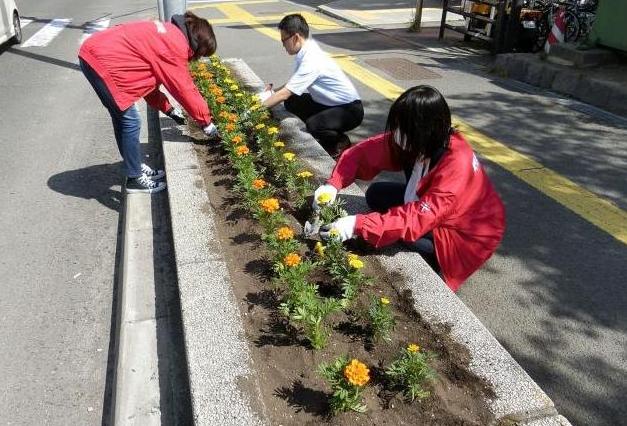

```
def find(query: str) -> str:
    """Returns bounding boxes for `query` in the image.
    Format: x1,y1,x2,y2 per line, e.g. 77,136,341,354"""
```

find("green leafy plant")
318,356,370,413
368,295,396,342
385,344,437,401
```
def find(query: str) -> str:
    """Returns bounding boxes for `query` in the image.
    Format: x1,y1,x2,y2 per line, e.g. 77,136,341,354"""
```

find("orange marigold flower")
283,252,301,267
252,179,266,190
231,135,243,145
225,123,236,132
228,113,238,122
259,198,280,213
219,111,230,119
216,96,226,104
276,226,294,240
235,145,250,156
344,359,370,387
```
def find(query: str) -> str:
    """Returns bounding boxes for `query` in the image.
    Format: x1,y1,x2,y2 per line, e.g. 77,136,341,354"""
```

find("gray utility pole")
157,0,186,21
411,0,424,32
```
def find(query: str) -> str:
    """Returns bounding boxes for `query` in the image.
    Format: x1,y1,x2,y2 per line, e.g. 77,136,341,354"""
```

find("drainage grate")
365,58,442,81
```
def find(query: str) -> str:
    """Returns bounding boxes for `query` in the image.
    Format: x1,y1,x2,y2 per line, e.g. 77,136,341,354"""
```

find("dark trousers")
365,181,441,273
284,94,364,149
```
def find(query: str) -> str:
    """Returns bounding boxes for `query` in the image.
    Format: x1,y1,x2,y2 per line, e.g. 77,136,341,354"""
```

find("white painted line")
21,18,71,48
79,19,110,45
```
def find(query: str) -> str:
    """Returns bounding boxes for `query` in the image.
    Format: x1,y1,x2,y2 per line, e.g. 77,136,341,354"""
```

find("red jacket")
79,20,211,126
328,132,506,291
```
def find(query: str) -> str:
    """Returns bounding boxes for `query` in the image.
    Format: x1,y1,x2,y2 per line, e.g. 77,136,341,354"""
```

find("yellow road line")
207,12,341,30
217,3,627,245
189,0,278,11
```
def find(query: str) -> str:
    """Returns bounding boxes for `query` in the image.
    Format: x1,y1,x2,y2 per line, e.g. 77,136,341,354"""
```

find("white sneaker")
126,174,167,194
141,163,165,180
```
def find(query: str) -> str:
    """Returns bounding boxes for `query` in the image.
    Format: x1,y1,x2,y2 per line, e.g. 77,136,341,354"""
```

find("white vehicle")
0,0,21,45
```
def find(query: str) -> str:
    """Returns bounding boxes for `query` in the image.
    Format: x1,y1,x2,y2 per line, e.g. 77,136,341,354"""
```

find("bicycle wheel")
564,11,580,42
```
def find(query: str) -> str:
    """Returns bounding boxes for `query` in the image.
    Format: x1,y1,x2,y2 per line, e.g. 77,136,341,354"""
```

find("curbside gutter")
160,56,571,425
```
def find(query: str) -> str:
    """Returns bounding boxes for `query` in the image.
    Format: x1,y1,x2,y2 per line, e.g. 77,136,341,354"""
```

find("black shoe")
141,163,166,180
126,174,167,194
329,134,352,160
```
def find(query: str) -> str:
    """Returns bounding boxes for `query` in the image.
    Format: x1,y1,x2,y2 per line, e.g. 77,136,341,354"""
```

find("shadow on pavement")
47,163,124,212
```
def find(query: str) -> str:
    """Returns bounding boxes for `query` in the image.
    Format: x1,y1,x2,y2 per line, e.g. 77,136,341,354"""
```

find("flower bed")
187,57,495,424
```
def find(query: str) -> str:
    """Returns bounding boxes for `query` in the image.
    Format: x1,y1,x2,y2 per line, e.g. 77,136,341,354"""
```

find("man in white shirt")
260,14,364,158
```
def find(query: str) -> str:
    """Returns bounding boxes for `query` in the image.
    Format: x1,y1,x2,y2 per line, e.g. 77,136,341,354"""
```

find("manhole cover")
364,58,442,81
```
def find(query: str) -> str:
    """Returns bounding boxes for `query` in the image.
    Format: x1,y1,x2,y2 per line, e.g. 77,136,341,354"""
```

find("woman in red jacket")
78,12,218,193
316,86,506,291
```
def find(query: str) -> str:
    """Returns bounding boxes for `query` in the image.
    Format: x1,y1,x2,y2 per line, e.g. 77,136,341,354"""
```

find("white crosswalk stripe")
79,19,110,45
21,18,71,48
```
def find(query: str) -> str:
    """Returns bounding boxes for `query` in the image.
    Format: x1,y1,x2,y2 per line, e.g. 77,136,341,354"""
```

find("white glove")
319,215,356,242
202,122,219,140
313,184,338,210
256,89,274,103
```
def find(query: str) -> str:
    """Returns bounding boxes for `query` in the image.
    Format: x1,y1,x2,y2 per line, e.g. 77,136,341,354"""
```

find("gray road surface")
0,0,156,423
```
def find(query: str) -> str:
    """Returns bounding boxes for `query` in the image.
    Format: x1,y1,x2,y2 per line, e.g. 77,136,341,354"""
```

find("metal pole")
412,0,425,32
163,0,186,21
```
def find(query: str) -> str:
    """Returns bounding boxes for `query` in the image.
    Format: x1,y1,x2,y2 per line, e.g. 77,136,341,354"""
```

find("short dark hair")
185,11,216,59
385,85,452,165
278,14,309,39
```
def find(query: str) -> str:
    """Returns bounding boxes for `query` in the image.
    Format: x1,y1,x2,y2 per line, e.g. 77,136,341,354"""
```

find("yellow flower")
283,152,296,161
219,111,230,119
314,241,325,256
273,141,285,148
283,252,301,267
252,179,266,190
380,297,390,305
267,126,279,135
229,84,239,91
231,135,243,145
255,123,266,130
316,192,332,205
235,93,243,98
329,229,339,238
297,171,313,179
250,104,260,111
344,359,370,387
224,78,234,84
235,145,250,156
260,198,280,213
349,258,364,269
407,344,420,353
276,226,294,240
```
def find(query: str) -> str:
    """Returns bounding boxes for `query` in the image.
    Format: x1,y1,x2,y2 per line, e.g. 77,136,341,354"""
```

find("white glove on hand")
202,122,220,140
256,89,274,103
319,215,356,242
313,184,338,210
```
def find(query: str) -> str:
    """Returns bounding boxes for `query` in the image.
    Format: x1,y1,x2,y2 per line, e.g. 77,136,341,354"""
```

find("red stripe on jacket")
79,20,211,126
327,132,506,291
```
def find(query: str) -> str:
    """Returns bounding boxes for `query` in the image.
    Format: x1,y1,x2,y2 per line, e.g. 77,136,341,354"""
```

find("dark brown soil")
195,143,495,425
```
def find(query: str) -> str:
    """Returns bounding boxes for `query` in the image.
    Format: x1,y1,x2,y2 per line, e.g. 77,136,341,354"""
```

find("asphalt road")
198,1,627,425
0,0,156,423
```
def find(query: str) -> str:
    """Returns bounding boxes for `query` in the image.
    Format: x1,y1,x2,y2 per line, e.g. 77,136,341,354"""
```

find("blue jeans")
79,58,142,177
365,181,440,273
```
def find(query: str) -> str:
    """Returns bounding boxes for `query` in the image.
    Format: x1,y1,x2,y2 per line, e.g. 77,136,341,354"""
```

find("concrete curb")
160,118,265,425
494,53,627,119
225,57,573,425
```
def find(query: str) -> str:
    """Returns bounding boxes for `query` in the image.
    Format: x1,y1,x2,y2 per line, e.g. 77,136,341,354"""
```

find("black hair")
278,14,309,39
185,11,216,60
385,85,452,166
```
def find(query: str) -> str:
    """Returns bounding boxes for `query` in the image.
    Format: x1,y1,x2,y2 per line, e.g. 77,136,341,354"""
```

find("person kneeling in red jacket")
78,12,219,194
316,86,506,292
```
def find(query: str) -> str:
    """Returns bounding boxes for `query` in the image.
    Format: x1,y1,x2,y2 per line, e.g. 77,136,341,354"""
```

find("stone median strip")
160,119,265,425
158,55,571,424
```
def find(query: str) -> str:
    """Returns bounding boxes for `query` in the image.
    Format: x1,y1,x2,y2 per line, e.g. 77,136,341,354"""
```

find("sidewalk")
318,0,464,29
